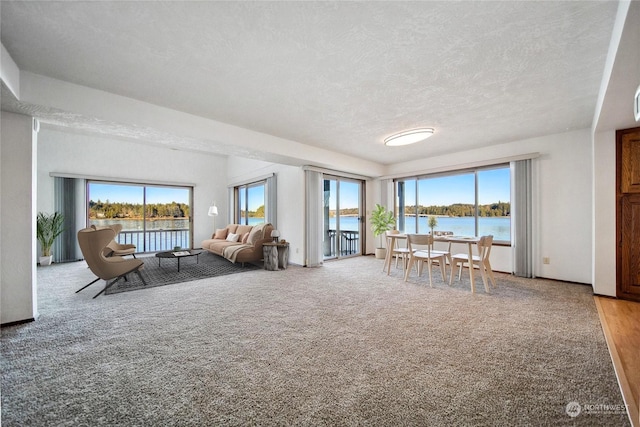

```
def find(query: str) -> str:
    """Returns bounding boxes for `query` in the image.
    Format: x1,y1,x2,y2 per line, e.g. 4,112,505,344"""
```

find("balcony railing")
117,229,190,253
324,229,359,258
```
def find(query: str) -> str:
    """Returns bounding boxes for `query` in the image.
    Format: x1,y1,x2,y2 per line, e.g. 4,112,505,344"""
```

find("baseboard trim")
1,318,35,328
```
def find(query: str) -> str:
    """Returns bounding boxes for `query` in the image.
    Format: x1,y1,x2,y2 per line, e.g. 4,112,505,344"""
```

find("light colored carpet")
1,256,630,426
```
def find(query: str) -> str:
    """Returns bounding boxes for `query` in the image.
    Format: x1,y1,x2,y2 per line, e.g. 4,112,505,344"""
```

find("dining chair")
386,230,411,275
429,235,452,271
404,234,447,287
450,235,496,293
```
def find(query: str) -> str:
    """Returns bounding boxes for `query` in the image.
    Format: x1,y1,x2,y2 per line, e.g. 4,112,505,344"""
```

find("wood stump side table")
263,242,289,271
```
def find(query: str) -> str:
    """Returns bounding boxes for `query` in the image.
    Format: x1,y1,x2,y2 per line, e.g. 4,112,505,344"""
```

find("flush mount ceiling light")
384,128,434,146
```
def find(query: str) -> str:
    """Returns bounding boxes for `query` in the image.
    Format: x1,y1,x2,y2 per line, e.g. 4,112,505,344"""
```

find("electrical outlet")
543,257,550,264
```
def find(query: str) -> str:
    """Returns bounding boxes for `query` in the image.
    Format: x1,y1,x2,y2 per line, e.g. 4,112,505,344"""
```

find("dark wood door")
617,126,640,301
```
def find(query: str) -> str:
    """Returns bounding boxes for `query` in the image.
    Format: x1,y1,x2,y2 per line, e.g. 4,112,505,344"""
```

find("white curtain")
53,177,85,262
511,159,533,277
379,179,393,210
227,187,234,226
265,174,277,228
305,170,324,267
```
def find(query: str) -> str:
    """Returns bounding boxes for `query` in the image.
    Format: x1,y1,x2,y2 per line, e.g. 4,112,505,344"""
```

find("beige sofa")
201,223,274,264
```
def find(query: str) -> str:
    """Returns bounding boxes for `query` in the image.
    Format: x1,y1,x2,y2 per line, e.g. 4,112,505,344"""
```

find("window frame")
394,164,511,245
86,180,193,252
234,180,267,225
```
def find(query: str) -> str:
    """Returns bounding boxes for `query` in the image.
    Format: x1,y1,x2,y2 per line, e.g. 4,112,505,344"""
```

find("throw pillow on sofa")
247,224,266,246
214,228,228,239
235,225,253,236
226,233,240,242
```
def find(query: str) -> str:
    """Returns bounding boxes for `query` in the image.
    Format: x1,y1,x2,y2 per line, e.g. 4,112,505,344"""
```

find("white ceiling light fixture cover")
384,128,435,146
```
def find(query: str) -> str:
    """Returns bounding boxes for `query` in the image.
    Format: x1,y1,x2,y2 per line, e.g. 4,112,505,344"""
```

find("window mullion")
474,171,479,237
415,179,420,233
143,186,147,252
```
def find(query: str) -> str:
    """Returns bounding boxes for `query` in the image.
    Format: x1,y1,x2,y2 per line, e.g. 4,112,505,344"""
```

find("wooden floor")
595,296,640,427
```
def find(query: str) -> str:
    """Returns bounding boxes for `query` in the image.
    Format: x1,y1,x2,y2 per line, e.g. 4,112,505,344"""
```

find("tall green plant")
370,204,395,248
37,212,65,257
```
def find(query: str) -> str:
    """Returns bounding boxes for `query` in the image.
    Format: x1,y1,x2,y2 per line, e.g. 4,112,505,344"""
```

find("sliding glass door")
323,176,363,259
145,186,192,251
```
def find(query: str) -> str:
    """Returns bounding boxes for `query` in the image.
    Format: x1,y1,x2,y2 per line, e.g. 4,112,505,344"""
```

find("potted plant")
37,212,65,266
428,215,438,235
370,204,396,259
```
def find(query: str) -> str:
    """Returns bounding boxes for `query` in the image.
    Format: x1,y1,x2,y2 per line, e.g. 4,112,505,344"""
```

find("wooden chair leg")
485,260,496,287
404,258,414,282
449,261,456,285
439,259,447,283
479,264,490,293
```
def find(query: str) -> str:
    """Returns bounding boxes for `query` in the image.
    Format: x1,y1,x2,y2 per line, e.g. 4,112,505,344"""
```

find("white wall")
387,128,594,284
592,131,618,297
229,129,594,283
590,1,640,298
1,112,38,324
29,124,596,285
227,156,305,265
19,72,385,178
227,157,391,265
37,127,228,252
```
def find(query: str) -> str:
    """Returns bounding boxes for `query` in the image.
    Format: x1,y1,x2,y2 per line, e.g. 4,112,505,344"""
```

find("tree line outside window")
395,165,511,242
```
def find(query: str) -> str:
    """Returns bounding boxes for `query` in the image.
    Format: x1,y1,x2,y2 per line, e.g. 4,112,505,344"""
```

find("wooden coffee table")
155,250,202,272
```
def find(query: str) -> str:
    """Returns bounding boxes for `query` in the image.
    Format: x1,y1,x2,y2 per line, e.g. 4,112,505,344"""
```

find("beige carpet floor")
1,255,630,426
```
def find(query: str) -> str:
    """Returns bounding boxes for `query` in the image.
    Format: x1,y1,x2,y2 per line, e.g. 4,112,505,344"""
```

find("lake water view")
247,216,510,242
91,218,191,252
91,218,190,231
92,214,511,251
330,215,511,242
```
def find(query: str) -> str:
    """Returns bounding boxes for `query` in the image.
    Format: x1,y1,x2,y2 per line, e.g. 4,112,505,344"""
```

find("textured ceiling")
0,1,618,165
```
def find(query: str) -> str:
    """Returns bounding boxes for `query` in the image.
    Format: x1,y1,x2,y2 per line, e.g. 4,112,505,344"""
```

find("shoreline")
91,217,190,221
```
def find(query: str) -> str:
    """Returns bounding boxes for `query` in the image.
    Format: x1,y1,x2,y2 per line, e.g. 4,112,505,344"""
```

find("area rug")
103,252,261,295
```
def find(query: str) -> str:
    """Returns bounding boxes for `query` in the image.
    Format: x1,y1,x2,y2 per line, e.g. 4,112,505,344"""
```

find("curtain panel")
53,177,85,263
265,174,277,229
511,159,533,277
305,170,324,267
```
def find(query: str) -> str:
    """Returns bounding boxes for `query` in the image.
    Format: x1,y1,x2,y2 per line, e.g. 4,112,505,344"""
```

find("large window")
87,181,192,252
235,181,266,225
395,165,511,242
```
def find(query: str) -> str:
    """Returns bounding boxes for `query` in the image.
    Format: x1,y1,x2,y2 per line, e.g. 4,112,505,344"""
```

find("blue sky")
89,183,190,204
329,168,510,211
90,168,509,212
418,168,510,205
326,180,360,210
